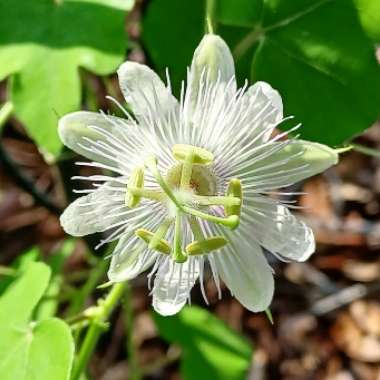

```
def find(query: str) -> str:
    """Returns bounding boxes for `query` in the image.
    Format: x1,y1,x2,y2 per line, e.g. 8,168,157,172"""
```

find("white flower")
59,34,338,316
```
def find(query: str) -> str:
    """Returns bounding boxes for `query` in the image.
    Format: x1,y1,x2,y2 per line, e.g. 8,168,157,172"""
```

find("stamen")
186,236,228,256
183,206,239,229
172,144,214,165
125,166,145,208
225,179,242,229
127,186,166,202
192,194,240,207
149,218,173,251
135,228,171,255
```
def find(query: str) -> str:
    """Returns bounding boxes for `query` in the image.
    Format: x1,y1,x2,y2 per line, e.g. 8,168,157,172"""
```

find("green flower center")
166,163,217,196
125,144,243,263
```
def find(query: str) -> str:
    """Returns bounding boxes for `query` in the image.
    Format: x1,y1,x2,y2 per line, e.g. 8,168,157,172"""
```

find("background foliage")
0,1,379,380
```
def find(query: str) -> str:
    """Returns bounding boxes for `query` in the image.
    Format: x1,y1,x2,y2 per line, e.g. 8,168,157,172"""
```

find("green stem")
173,209,187,263
351,143,380,158
123,282,142,380
205,0,216,34
66,258,109,317
233,27,263,60
0,101,14,130
188,216,205,241
70,282,126,380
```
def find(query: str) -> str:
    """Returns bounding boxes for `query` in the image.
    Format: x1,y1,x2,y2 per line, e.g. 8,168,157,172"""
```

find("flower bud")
191,34,235,83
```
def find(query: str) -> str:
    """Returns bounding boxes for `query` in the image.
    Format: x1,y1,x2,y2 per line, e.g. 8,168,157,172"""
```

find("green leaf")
0,0,133,157
142,0,380,146
36,239,75,320
0,247,40,296
154,306,252,380
142,0,204,94
0,262,74,380
216,0,263,27
354,0,380,42
250,0,380,145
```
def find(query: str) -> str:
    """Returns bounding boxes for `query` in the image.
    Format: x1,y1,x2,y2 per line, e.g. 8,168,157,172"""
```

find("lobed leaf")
0,0,132,157
0,262,74,380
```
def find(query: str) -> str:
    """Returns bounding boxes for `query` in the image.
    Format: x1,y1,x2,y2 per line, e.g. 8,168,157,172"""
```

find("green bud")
191,34,235,84
186,236,228,256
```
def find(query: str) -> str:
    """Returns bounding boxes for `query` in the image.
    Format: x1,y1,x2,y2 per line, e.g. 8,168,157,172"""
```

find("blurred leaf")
251,0,380,145
0,247,40,296
0,0,132,157
216,0,263,27
142,0,204,94
143,0,380,146
154,306,252,380
0,262,74,380
36,239,75,320
354,0,380,42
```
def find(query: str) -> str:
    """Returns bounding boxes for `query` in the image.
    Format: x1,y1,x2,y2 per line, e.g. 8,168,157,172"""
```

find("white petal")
190,34,235,85
242,81,283,142
186,35,236,123
58,111,134,164
108,237,156,282
243,196,315,261
213,236,274,312
152,258,199,316
60,183,123,236
233,140,338,189
117,61,178,120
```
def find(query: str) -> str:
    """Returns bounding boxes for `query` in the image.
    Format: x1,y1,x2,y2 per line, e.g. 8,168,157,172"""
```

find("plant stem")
70,282,126,380
123,282,142,380
66,258,109,317
205,0,216,34
351,143,380,158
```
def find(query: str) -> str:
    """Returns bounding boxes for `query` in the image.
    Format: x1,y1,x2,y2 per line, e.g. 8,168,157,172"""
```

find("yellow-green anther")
172,144,214,165
192,195,241,207
145,156,183,210
128,187,166,202
186,236,228,256
135,228,171,255
225,179,242,218
183,206,239,229
149,219,172,251
125,166,145,208
173,209,187,263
